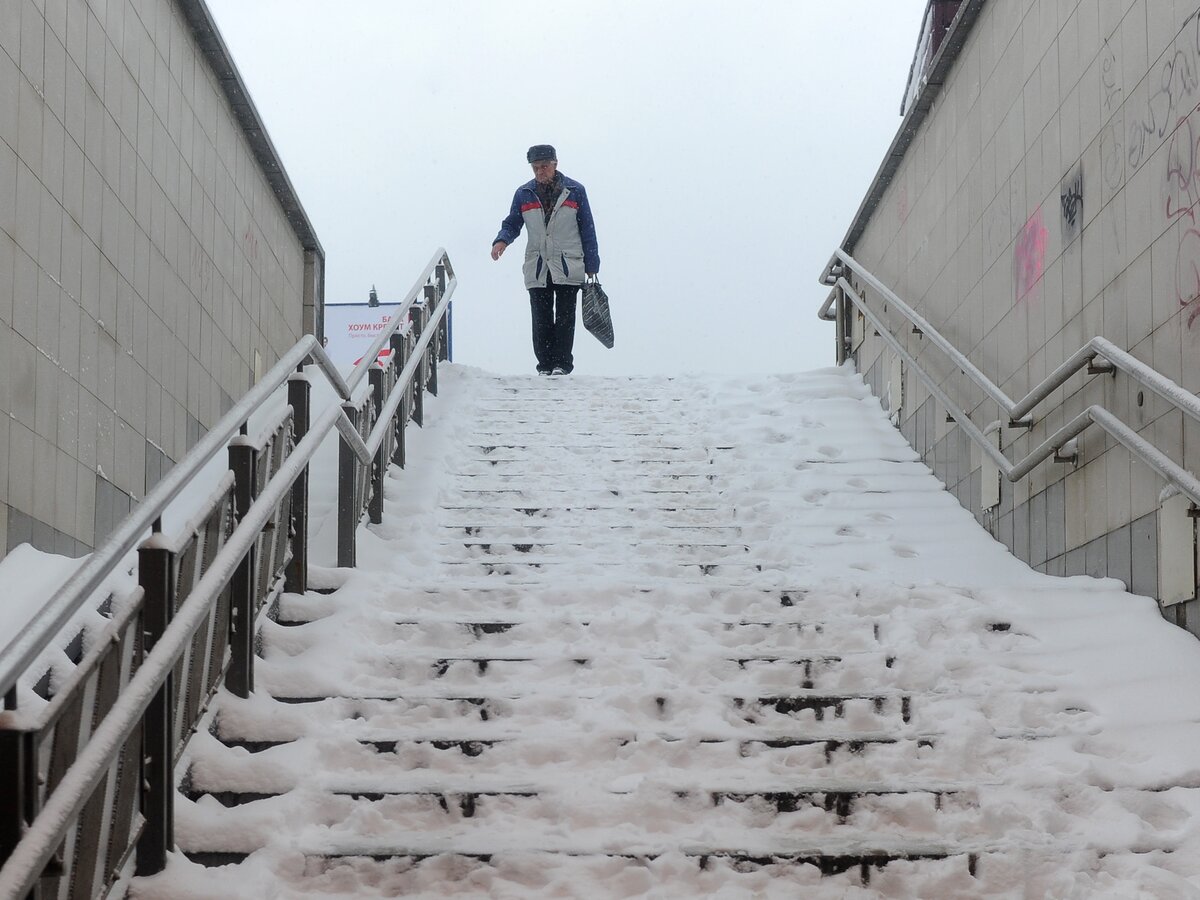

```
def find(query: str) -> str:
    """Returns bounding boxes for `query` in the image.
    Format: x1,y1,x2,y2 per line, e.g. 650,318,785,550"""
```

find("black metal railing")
0,250,455,900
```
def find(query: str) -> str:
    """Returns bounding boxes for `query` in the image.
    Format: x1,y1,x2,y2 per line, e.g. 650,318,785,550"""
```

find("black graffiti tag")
1060,166,1084,239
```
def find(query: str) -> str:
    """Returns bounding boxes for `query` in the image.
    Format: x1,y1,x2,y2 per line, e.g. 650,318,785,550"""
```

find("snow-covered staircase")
132,367,1200,898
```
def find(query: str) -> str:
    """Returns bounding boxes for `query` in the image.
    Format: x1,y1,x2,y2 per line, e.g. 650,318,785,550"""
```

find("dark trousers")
529,280,578,373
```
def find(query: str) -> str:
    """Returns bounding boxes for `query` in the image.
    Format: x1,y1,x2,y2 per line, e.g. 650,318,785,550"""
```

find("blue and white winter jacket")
494,173,600,289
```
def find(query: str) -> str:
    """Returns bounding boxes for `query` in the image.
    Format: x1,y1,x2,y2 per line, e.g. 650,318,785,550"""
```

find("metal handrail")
344,247,454,395
821,248,1200,431
0,249,456,898
821,249,1024,423
366,284,452,457
826,274,1200,507
0,401,341,897
0,248,454,703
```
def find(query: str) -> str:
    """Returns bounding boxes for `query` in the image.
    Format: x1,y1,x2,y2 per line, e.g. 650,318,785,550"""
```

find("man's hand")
491,242,507,261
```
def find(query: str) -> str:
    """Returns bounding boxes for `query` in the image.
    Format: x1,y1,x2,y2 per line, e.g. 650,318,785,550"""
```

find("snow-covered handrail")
819,248,1200,431
0,334,326,704
0,249,456,899
0,402,340,898
0,247,454,704
827,276,1200,508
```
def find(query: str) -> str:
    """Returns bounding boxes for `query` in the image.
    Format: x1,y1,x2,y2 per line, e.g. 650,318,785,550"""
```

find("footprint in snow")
837,525,863,537
847,477,869,488
818,445,842,458
892,545,918,558
869,512,894,522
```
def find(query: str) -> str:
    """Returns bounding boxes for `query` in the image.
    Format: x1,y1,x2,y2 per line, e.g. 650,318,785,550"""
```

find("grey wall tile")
1046,480,1066,561
6,505,31,552
1029,488,1048,566
1106,524,1133,591
1013,500,1030,564
94,473,115,547
1064,546,1086,576
999,512,1014,554
7,419,34,513
1084,537,1107,579
31,516,55,554
1130,512,1158,599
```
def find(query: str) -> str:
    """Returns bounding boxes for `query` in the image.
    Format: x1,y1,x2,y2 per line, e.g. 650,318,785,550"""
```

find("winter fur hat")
527,145,557,163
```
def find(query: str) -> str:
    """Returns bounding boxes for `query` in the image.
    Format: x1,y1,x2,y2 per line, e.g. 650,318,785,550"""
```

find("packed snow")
119,363,1200,898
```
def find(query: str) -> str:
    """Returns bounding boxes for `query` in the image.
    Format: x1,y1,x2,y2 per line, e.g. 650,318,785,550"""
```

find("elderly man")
491,145,600,375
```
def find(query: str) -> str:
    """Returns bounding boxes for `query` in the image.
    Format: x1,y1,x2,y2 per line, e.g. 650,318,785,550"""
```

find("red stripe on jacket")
520,201,541,213
563,200,579,209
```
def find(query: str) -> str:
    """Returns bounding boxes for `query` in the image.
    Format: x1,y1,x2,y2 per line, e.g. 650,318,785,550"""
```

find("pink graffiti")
1013,207,1047,303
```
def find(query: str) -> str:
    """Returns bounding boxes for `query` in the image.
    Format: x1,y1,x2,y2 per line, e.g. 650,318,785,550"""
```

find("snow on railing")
817,249,1200,509
0,250,456,900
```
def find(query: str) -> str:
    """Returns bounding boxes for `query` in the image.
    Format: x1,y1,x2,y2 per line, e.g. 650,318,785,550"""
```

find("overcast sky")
204,0,928,376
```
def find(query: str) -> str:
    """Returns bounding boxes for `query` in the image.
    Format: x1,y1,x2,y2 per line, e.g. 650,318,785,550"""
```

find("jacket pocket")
523,253,544,285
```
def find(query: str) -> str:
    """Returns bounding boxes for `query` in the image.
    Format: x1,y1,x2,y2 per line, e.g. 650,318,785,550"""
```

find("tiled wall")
846,0,1200,633
0,0,311,558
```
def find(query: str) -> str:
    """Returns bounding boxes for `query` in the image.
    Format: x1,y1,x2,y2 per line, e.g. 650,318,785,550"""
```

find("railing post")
423,284,440,397
436,263,451,363
337,403,360,568
409,305,426,428
285,370,311,594
368,365,386,525
835,285,849,365
0,696,34,882
136,540,176,876
390,332,408,468
226,440,258,698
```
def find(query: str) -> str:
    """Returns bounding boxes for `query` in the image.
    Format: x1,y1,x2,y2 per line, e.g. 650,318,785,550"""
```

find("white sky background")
204,0,928,376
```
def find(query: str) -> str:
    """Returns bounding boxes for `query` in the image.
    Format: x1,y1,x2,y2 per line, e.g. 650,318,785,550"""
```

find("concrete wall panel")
0,0,319,558
845,1,1200,618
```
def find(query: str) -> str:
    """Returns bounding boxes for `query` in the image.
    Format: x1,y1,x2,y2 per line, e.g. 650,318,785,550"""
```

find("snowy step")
444,524,745,540
131,368,1200,899
448,540,751,555
262,620,884,655
211,733,941,766
450,471,719,484
273,588,813,622
452,462,720,476
431,560,767,577
436,504,730,520
178,832,989,880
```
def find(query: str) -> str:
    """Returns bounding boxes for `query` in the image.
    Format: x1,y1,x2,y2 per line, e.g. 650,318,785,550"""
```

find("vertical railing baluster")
136,539,176,876
410,305,426,427
0,698,33,884
227,440,258,698
338,403,360,568
390,332,408,468
423,284,440,397
369,365,386,525
835,285,848,365
436,263,451,362
285,370,311,594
